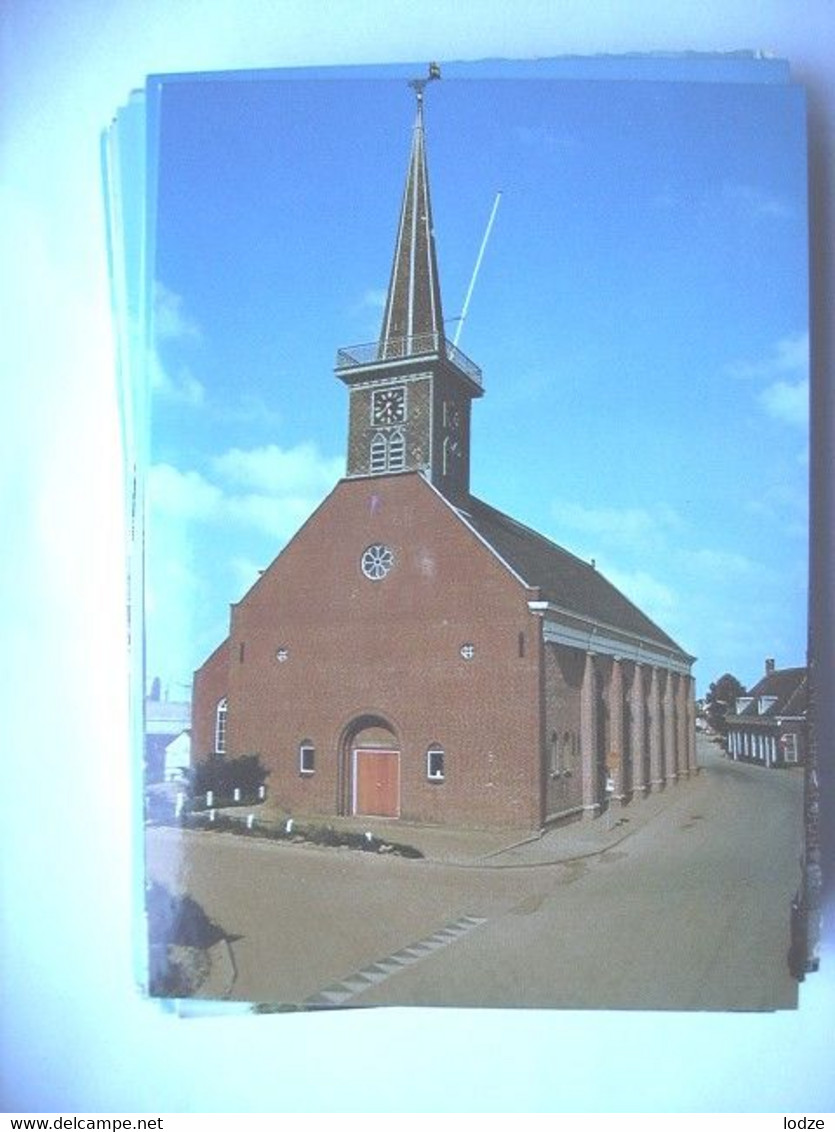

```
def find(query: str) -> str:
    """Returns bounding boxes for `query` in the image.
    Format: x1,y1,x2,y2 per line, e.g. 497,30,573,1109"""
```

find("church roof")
457,493,688,656
378,80,445,357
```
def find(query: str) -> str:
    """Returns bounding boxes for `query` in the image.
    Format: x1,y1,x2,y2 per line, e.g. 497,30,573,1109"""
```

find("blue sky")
148,72,808,697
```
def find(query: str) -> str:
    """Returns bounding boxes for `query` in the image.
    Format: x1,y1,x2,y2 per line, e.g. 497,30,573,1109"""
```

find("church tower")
336,67,483,504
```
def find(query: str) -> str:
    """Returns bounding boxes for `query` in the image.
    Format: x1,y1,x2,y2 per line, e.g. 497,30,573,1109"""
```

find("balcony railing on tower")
335,332,482,388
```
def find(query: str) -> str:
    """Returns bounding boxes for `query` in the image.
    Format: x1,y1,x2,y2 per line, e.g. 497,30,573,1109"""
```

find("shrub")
189,753,269,806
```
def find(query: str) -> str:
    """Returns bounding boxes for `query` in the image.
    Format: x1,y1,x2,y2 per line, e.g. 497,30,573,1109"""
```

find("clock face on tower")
372,386,406,425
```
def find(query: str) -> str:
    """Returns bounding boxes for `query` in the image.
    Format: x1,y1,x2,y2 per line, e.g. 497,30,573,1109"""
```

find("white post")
175,792,184,818
233,787,241,802
206,790,214,808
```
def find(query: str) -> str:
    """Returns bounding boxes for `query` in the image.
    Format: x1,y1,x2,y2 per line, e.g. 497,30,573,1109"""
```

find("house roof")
727,666,808,722
145,699,191,733
457,494,688,656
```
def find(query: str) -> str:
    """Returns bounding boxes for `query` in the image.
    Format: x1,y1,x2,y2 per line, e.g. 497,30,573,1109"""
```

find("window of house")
758,695,778,714
549,731,559,777
781,733,799,763
427,745,445,781
215,697,228,755
299,741,315,775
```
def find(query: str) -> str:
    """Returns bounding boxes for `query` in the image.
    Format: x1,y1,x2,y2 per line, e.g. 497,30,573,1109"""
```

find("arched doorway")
338,715,401,818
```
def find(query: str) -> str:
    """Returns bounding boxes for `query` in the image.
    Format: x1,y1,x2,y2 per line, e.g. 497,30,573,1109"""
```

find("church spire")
379,65,445,358
336,65,482,503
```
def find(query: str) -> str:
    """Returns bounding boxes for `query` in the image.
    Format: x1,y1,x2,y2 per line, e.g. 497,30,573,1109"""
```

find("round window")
361,543,395,581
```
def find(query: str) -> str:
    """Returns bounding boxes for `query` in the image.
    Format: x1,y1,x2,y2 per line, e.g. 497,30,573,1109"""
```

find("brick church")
193,74,696,831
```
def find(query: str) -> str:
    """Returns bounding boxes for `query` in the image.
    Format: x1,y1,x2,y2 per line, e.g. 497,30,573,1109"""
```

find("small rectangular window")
299,743,315,775
427,747,445,781
782,733,799,763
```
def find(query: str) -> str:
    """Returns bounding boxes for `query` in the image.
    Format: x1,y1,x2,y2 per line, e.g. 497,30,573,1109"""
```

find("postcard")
103,57,813,1010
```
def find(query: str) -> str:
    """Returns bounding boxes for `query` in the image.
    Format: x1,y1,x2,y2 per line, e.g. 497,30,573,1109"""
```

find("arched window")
388,428,405,471
299,740,315,775
370,433,387,474
215,697,228,755
370,429,406,474
426,744,445,782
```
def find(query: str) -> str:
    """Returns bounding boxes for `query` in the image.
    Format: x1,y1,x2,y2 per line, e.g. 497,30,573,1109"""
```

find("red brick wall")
192,637,231,760
200,472,544,829
543,643,584,821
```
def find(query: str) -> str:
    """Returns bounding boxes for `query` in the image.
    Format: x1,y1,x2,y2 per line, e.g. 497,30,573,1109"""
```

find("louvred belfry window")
388,429,405,470
370,432,387,473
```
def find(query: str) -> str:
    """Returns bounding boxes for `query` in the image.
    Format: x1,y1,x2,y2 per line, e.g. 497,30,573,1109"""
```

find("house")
725,658,808,768
145,682,191,782
192,74,696,830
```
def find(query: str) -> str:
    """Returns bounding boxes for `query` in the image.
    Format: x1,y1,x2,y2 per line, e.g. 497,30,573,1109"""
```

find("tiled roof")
458,495,688,655
726,666,808,723
732,667,808,720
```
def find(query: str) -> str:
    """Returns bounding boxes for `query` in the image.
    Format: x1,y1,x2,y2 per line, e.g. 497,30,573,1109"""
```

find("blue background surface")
2,0,834,1113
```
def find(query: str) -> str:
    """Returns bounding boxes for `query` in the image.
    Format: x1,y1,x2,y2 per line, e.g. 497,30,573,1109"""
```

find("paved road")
146,739,804,1010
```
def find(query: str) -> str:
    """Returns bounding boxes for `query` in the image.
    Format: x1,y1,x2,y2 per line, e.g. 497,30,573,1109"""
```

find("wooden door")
353,749,400,817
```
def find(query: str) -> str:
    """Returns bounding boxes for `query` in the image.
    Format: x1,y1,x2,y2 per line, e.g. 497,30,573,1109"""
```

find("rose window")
361,544,395,581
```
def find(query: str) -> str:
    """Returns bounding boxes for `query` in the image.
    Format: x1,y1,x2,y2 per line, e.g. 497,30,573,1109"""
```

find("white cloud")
148,349,206,406
228,555,265,599
148,463,223,520
551,499,682,547
681,547,755,580
219,392,283,429
721,182,793,222
759,378,809,427
149,442,342,539
602,566,676,616
725,331,808,382
359,288,387,311
514,125,577,155
724,331,808,429
224,491,321,539
149,282,206,405
212,442,342,495
153,280,201,342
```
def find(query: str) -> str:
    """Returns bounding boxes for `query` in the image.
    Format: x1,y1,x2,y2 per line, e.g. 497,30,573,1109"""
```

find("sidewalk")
293,769,705,868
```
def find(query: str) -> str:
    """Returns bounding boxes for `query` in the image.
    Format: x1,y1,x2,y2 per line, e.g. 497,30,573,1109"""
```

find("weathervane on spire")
408,61,441,103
